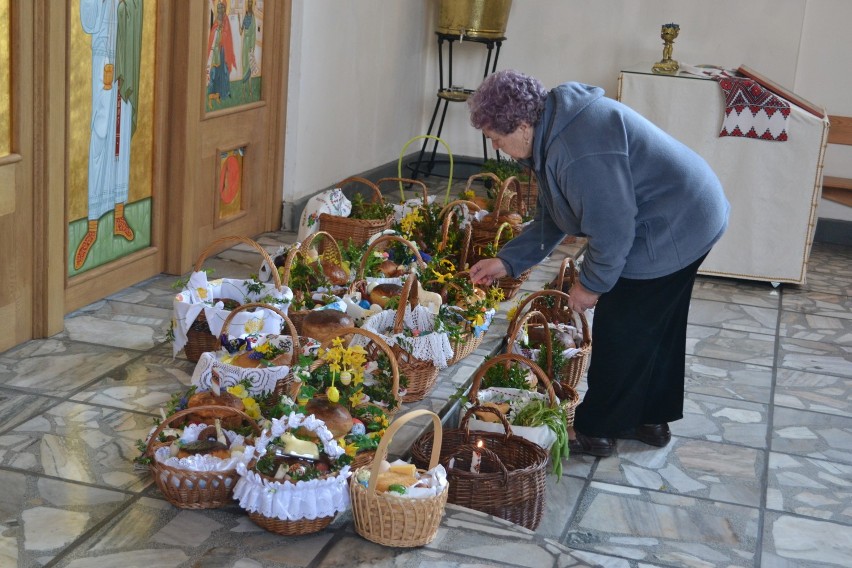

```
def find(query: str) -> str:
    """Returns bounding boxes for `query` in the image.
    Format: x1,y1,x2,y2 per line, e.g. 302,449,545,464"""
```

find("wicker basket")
471,220,531,301
234,414,350,536
410,403,549,531
180,235,289,363
191,302,302,398
513,290,591,392
350,409,448,547
379,177,431,225
469,175,523,251
439,275,494,366
517,168,539,218
146,405,260,509
319,176,394,249
280,231,349,335
359,274,446,403
438,199,481,271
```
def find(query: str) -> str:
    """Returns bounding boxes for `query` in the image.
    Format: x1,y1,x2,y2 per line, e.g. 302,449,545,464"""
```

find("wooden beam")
828,115,852,146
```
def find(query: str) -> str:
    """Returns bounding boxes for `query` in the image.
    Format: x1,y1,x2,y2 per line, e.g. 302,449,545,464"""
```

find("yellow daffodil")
473,314,485,327
227,385,248,399
344,441,358,457
328,361,342,375
243,397,261,419
506,305,518,321
348,389,365,407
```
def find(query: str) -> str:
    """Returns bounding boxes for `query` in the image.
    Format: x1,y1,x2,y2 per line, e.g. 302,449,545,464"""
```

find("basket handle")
366,409,443,493
356,234,427,282
219,302,301,359
437,201,477,268
464,172,501,196
192,235,283,292
467,352,557,408
443,442,509,486
376,177,429,206
398,135,453,204
492,221,516,249
553,257,577,293
300,230,344,268
514,289,592,346
145,404,261,459
492,176,520,218
318,327,401,408
505,309,554,376
459,403,513,439
392,273,420,334
337,176,385,204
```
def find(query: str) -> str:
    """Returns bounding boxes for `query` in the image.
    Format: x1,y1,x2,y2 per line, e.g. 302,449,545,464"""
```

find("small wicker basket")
350,409,448,547
319,176,394,249
514,289,591,392
146,405,260,509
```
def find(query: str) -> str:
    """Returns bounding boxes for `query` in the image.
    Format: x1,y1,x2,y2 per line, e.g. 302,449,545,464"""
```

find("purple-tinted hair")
468,69,548,135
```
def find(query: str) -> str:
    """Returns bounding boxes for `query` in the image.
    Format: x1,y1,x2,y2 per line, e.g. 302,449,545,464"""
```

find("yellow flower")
227,385,248,399
328,361,342,375
348,389,365,407
344,441,358,457
473,314,485,327
378,414,389,428
243,397,261,419
243,317,263,335
439,258,456,272
506,305,518,321
195,287,209,299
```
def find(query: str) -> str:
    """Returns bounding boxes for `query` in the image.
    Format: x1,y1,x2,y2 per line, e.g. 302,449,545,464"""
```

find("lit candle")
470,440,484,473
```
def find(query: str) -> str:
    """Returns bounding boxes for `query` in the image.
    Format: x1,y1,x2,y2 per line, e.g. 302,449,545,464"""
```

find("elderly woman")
468,70,729,458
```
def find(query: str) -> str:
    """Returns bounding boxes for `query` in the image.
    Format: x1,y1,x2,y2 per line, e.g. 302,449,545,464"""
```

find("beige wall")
283,0,852,223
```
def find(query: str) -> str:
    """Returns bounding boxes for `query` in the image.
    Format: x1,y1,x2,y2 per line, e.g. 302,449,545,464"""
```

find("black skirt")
572,254,707,437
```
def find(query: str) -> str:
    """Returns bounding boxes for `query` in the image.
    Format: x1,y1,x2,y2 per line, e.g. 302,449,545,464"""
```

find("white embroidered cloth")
298,188,351,242
356,304,453,368
172,274,293,357
232,413,351,520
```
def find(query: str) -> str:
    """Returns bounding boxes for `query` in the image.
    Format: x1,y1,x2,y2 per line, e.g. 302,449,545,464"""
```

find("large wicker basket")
513,289,591,392
410,403,549,531
179,235,290,362
318,176,394,249
350,409,447,547
440,274,494,366
469,174,523,250
146,405,260,509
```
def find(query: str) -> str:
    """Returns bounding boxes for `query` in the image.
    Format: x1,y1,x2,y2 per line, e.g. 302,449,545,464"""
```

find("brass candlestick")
652,23,680,74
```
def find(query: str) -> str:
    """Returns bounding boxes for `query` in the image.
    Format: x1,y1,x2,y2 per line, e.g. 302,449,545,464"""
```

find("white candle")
470,440,484,473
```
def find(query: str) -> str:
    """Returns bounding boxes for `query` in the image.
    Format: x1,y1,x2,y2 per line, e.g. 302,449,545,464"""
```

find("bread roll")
368,283,403,308
301,309,354,345
320,260,349,286
186,390,245,428
375,470,417,492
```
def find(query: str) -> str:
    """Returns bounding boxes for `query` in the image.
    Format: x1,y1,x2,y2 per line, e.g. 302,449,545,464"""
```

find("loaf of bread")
368,283,403,308
375,470,418,492
301,309,354,345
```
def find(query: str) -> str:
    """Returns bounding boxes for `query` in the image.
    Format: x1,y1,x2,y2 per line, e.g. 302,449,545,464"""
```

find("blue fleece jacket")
498,82,730,294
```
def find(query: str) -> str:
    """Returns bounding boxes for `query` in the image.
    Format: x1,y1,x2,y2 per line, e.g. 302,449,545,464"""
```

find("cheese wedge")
388,463,417,477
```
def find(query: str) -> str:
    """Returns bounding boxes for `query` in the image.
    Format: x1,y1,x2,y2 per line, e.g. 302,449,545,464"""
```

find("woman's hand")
568,281,600,313
469,258,508,286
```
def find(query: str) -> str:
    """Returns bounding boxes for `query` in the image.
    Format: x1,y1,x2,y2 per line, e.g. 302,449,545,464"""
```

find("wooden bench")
823,115,852,207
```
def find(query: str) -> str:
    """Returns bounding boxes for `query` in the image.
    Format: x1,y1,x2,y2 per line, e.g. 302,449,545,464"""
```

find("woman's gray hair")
468,69,548,135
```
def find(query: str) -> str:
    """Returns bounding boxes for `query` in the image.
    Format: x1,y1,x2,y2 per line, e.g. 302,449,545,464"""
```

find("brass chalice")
652,23,680,74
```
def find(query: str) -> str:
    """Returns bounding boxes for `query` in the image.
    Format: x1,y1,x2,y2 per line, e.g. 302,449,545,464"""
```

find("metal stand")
410,32,505,179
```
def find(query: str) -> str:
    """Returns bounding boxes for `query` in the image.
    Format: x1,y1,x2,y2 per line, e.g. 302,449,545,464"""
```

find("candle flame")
476,440,484,448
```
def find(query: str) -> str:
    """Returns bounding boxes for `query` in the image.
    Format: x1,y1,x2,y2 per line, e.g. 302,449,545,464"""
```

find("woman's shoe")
568,431,615,458
619,423,671,447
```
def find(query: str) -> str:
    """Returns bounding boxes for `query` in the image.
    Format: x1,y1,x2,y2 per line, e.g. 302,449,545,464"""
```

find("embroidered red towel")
714,76,791,141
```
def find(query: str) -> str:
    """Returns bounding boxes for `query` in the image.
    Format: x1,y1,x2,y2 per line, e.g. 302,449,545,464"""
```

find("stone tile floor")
1,199,851,566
